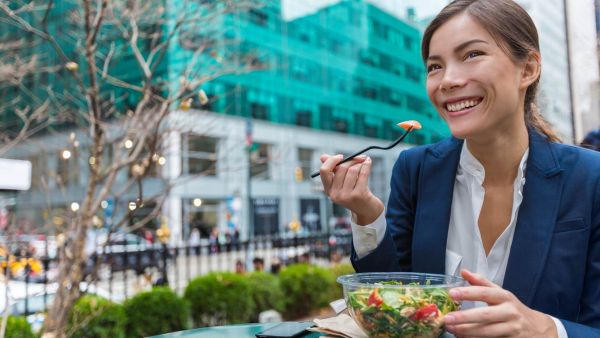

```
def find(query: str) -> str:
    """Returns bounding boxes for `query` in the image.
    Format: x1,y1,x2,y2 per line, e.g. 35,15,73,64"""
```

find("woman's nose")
440,66,466,91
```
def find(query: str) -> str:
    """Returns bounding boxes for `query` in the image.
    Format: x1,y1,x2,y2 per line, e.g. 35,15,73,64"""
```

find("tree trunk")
42,214,90,338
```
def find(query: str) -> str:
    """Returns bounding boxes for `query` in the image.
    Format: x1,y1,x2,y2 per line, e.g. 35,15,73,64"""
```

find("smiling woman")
318,1,600,337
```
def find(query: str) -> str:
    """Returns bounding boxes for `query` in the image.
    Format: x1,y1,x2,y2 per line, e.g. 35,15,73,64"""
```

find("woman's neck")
466,124,529,185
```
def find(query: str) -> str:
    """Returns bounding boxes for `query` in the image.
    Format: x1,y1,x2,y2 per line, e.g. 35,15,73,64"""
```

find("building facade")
3,0,442,244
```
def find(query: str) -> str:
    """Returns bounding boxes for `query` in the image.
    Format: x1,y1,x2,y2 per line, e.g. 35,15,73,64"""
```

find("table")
149,322,457,338
148,322,324,338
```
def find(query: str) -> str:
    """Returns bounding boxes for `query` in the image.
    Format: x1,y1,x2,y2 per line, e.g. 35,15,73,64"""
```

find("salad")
346,281,459,338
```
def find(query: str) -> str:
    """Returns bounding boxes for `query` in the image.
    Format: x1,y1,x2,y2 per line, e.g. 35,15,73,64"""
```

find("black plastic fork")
310,126,415,178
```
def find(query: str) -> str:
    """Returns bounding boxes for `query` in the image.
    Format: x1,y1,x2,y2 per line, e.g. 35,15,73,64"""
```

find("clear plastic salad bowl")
337,272,464,338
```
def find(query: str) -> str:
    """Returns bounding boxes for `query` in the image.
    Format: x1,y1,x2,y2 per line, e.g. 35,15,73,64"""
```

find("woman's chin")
447,125,474,140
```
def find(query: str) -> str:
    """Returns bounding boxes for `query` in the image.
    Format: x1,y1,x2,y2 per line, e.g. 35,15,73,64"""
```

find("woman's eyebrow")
427,39,489,62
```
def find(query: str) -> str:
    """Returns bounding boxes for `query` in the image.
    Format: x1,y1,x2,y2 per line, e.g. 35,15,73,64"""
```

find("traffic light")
294,166,303,182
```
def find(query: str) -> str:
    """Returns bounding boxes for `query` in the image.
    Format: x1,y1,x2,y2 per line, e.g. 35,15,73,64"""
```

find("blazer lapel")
503,131,563,306
412,138,463,274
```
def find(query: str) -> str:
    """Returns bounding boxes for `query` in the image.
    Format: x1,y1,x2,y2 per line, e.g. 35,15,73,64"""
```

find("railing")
1,231,353,316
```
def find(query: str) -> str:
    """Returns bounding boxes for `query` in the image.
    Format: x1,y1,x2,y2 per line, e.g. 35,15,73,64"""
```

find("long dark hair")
421,0,562,142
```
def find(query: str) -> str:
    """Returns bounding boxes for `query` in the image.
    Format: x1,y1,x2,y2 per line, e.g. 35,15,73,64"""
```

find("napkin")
308,313,368,338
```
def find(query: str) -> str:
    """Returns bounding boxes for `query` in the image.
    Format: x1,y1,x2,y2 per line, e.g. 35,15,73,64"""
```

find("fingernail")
366,156,371,163
444,314,456,324
449,289,460,298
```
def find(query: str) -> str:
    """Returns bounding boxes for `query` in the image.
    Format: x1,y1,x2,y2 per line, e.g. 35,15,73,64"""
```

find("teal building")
168,0,448,143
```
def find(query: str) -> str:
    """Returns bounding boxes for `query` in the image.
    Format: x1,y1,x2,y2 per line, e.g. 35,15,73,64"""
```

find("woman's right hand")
319,154,385,225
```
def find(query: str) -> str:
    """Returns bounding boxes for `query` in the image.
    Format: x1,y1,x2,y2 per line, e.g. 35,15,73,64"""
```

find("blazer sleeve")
351,150,416,273
560,179,600,337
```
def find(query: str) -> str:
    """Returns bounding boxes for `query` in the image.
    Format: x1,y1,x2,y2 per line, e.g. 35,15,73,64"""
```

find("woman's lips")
444,98,483,117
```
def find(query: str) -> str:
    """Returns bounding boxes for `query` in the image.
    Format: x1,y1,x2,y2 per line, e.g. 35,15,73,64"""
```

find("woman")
319,0,600,337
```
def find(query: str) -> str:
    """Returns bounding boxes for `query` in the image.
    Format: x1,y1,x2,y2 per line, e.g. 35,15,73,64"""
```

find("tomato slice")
367,289,384,307
397,120,422,130
411,304,439,321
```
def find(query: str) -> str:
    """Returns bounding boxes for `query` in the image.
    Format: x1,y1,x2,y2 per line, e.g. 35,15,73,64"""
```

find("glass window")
29,153,48,190
333,118,348,133
353,112,365,135
405,65,421,83
183,198,219,240
250,143,270,179
297,148,313,181
56,149,79,187
128,201,159,232
365,124,379,138
248,9,268,27
251,103,269,120
407,95,426,113
182,134,218,176
320,105,333,130
295,111,311,127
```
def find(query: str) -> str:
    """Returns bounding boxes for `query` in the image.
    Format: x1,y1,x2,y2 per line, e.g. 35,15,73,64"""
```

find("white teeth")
446,99,481,112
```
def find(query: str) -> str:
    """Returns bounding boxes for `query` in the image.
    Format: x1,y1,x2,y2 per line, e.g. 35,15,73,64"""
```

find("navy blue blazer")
351,130,600,337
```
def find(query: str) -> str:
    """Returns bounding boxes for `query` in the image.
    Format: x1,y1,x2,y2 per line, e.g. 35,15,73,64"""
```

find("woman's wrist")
533,310,558,338
353,196,384,225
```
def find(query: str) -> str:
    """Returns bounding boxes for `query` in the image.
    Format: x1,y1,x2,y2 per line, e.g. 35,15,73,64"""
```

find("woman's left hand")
445,269,558,338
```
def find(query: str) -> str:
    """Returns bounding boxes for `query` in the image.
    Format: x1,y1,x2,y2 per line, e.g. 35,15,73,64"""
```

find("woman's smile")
443,96,484,118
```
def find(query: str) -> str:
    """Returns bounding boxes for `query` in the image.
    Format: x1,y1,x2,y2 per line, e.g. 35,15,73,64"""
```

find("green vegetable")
347,282,459,338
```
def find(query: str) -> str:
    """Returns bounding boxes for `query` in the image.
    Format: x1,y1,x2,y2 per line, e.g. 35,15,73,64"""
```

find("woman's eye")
427,64,441,73
466,51,483,59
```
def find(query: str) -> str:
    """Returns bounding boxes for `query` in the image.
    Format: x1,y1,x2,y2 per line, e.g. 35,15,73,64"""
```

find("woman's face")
425,13,529,140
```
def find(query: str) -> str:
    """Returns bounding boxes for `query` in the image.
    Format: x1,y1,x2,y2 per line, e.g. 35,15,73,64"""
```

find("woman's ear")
520,52,541,89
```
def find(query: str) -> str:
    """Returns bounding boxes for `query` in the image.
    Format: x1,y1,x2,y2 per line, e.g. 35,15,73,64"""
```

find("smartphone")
255,321,315,338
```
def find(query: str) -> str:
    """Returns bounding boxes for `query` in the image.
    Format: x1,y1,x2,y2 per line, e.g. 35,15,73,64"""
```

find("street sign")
0,159,32,190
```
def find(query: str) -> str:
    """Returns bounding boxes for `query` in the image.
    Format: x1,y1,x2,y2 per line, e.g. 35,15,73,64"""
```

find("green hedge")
279,264,336,319
68,295,127,338
184,272,255,326
124,287,189,337
1,317,36,338
246,272,285,320
329,263,355,300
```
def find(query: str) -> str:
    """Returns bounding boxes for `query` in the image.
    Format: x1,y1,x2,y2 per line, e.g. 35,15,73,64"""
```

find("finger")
449,286,512,305
320,154,329,163
460,269,498,288
331,156,366,192
355,156,372,191
444,304,514,326
319,154,343,193
341,156,368,191
446,320,519,338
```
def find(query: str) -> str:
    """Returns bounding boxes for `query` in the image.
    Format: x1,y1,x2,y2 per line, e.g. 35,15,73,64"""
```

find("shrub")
246,272,285,320
184,272,254,326
67,295,127,338
329,263,356,300
124,287,189,337
278,264,336,319
2,316,36,338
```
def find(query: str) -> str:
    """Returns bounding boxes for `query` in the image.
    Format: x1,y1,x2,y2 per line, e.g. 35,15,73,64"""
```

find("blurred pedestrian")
270,257,282,274
252,257,265,272
188,227,201,255
208,227,219,253
581,128,600,151
235,259,246,274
